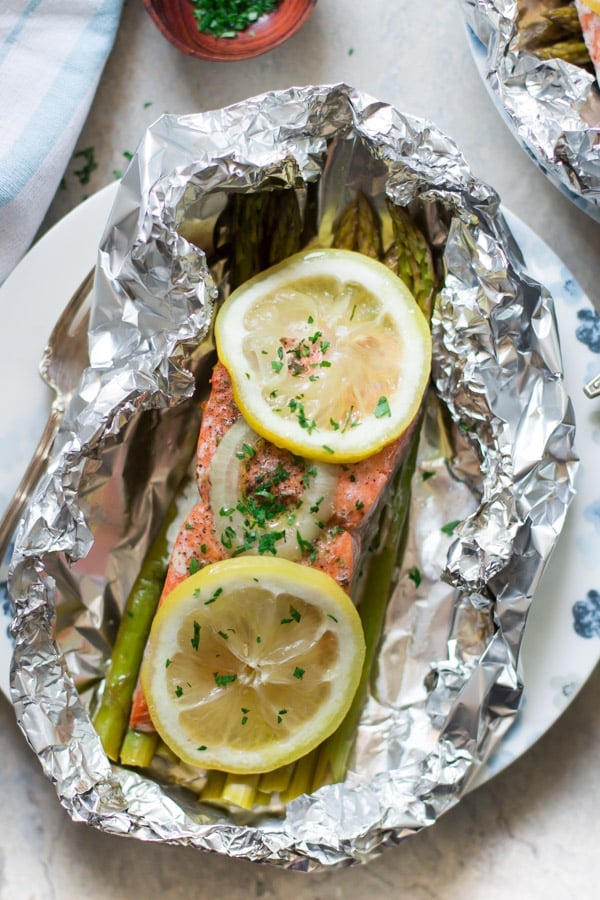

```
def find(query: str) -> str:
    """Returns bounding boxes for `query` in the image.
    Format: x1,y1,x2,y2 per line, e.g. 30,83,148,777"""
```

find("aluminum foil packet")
460,0,600,218
7,84,578,869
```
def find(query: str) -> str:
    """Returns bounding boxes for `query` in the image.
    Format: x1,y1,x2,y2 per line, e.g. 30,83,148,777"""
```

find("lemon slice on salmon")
215,248,431,464
140,556,366,774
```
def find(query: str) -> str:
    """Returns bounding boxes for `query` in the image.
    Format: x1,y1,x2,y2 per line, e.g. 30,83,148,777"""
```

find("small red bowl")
142,0,317,62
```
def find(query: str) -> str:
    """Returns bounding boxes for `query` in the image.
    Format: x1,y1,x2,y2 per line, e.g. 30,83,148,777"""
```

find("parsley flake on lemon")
214,248,431,464
140,556,366,774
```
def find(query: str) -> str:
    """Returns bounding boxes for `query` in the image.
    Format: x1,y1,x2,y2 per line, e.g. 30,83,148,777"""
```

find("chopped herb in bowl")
190,0,281,38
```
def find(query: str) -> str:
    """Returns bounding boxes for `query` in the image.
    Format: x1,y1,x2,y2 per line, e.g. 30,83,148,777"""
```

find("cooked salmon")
577,1,600,83
128,362,415,733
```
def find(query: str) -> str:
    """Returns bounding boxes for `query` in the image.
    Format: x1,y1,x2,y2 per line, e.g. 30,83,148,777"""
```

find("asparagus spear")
258,762,295,795
280,748,319,803
221,773,260,810
536,39,591,65
92,505,178,761
200,769,228,803
331,189,383,258
228,192,270,291
517,2,592,69
119,727,159,768
383,201,436,317
228,188,303,290
519,11,579,50
266,188,303,266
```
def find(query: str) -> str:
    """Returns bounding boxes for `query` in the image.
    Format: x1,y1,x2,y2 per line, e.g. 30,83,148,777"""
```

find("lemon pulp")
141,557,366,774
215,248,431,464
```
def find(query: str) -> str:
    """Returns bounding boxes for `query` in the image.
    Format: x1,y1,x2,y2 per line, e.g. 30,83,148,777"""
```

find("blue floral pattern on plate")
576,309,600,354
572,590,600,639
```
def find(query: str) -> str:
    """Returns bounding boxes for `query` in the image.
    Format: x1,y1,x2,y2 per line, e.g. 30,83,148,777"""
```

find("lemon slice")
140,556,366,774
215,248,431,463
582,1,600,15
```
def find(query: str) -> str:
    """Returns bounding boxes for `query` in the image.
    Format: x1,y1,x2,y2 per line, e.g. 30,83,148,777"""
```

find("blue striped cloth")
0,1,123,284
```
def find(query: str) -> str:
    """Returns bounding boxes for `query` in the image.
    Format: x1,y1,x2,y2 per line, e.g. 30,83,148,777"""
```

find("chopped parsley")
205,587,223,605
258,530,286,555
293,667,305,679
408,566,422,588
374,396,391,418
280,605,302,624
73,146,97,185
296,530,316,562
441,520,461,536
191,1,282,39
236,442,256,460
191,621,201,651
213,672,237,688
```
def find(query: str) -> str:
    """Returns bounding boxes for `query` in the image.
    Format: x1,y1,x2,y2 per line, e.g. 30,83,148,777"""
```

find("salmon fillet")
577,1,600,83
128,362,415,732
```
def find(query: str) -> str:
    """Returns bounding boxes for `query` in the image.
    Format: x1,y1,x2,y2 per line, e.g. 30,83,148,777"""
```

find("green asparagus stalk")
332,190,383,258
221,773,260,810
200,769,228,803
384,201,436,317
280,748,319,803
258,762,295,795
92,504,179,761
119,728,159,768
265,188,303,267
544,5,584,35
517,2,592,69
311,421,422,791
536,39,591,65
228,192,270,290
519,13,578,50
228,189,303,290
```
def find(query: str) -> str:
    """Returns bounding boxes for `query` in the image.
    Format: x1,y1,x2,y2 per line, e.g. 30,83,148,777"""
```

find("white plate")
465,23,600,225
0,186,598,788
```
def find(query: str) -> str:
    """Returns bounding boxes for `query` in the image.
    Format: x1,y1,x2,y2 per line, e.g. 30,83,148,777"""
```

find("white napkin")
0,0,123,284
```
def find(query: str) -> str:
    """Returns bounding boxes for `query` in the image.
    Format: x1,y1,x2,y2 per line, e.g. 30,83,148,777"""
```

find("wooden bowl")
142,0,317,62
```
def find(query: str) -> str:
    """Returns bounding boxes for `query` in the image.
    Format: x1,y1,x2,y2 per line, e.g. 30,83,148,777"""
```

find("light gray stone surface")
2,1,599,897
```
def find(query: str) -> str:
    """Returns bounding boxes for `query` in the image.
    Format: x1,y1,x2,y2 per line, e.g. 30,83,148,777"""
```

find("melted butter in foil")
7,84,577,869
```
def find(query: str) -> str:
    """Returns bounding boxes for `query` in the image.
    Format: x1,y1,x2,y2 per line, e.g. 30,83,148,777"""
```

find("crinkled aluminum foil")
7,84,578,869
460,0,600,218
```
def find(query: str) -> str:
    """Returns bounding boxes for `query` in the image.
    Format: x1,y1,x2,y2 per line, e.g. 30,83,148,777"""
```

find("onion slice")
209,420,337,561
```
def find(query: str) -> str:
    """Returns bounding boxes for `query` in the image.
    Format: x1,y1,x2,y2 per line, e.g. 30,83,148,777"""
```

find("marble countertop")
2,1,599,897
